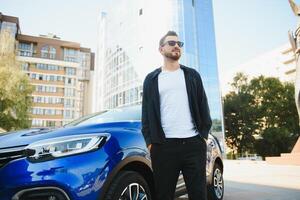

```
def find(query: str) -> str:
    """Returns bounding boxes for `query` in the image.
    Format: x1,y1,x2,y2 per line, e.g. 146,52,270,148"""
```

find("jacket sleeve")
195,72,212,139
141,77,151,146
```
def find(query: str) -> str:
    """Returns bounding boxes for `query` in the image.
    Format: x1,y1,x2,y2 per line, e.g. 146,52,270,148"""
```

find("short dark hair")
159,31,178,47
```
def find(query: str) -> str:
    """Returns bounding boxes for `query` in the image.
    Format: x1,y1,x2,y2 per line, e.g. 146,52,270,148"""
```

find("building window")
41,45,57,59
66,67,76,75
36,63,62,71
139,8,143,15
56,110,62,115
63,48,78,62
32,96,64,104
64,110,73,119
46,121,56,127
64,99,74,108
35,85,57,93
41,46,49,58
50,75,55,81
32,119,44,126
18,43,33,57
21,63,29,71
49,47,56,59
65,88,75,97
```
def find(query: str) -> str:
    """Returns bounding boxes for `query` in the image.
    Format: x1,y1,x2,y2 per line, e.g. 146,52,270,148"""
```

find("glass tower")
94,0,225,151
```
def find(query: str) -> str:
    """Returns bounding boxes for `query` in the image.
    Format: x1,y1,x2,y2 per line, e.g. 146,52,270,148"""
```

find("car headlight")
25,133,110,162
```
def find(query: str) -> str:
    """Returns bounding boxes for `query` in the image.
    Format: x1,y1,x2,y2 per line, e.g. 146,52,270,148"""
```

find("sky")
213,0,298,92
0,0,299,93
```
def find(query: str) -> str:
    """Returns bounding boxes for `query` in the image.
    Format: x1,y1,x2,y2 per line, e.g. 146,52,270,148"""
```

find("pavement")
176,160,300,200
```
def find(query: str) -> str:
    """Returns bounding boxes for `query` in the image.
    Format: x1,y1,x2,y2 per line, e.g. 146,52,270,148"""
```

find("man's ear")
159,46,163,54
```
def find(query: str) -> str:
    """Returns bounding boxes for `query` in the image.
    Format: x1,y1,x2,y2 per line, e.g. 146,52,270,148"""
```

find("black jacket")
141,64,212,146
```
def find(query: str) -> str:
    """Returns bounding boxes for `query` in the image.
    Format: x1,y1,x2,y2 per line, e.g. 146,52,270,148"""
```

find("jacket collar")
150,64,188,79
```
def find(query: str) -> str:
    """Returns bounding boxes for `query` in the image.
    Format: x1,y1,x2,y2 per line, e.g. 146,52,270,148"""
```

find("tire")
104,170,152,200
207,163,224,200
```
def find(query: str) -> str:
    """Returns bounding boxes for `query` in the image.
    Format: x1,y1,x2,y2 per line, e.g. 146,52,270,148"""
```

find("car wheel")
105,170,152,200
208,163,224,200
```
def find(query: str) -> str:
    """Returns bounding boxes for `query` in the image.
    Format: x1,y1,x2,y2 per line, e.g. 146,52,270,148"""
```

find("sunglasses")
162,40,184,47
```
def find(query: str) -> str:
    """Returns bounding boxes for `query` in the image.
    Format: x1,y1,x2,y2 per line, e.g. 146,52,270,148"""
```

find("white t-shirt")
158,68,198,138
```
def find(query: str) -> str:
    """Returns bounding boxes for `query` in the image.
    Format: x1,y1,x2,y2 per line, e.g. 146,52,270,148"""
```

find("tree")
0,30,33,131
224,73,300,158
224,73,259,158
249,76,300,157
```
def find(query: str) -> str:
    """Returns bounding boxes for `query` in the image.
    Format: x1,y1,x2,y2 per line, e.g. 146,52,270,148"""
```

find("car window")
66,106,141,127
64,111,107,127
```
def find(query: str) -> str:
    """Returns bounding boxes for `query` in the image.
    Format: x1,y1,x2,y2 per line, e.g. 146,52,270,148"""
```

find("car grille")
0,146,27,168
15,187,70,200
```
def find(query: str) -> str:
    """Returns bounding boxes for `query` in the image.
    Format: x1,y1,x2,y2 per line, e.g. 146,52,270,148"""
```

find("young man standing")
142,31,212,200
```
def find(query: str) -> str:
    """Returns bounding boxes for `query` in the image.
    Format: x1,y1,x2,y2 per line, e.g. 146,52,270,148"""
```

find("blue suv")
0,105,224,200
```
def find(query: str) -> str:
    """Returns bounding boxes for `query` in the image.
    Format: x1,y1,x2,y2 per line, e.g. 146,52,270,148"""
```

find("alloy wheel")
119,183,148,200
213,168,223,199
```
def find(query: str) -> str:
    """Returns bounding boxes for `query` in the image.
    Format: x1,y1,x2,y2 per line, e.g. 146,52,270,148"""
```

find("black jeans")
150,134,207,200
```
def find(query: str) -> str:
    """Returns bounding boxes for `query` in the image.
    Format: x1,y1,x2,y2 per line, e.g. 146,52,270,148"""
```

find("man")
141,31,212,200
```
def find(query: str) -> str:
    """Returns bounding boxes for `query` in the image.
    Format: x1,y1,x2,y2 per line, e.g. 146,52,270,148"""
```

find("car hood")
0,122,141,149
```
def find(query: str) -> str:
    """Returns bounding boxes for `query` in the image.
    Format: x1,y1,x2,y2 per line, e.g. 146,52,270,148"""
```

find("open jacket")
141,64,212,146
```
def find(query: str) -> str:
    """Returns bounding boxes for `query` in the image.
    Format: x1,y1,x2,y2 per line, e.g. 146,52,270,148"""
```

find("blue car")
0,105,224,200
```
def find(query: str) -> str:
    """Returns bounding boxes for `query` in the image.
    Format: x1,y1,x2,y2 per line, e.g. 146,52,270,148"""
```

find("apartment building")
0,13,94,127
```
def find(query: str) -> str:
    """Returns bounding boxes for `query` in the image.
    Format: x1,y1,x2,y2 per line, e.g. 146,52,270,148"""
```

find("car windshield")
65,105,141,127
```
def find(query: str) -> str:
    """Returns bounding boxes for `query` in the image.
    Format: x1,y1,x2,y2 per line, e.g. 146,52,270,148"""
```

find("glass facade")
95,0,224,151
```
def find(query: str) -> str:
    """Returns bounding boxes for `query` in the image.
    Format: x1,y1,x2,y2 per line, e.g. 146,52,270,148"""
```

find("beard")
164,50,181,61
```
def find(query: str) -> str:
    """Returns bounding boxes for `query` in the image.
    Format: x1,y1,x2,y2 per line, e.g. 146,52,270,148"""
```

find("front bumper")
0,148,111,200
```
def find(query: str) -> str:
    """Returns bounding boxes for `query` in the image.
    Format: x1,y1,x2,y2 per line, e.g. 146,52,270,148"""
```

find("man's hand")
147,144,152,151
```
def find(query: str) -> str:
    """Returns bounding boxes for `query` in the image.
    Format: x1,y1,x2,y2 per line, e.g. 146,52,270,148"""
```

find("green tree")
0,30,33,131
224,73,259,158
249,76,299,157
224,73,300,158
